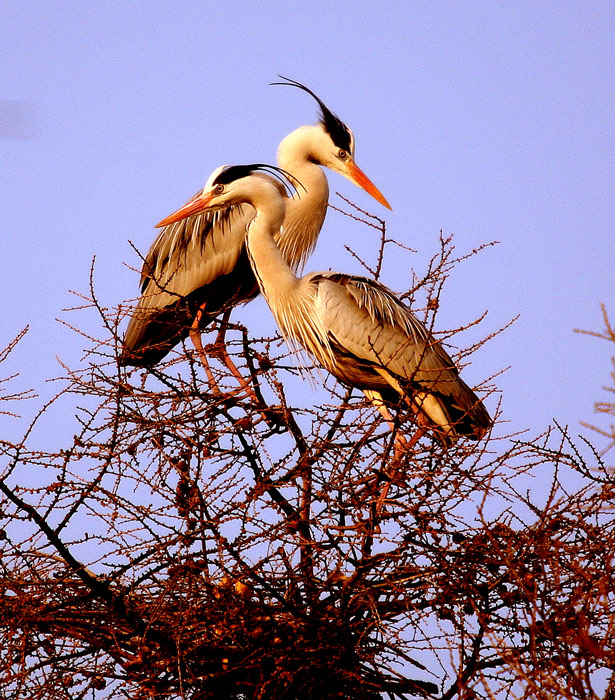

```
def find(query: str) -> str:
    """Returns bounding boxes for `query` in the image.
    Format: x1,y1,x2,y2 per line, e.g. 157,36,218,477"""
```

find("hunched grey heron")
120,77,390,368
156,164,492,446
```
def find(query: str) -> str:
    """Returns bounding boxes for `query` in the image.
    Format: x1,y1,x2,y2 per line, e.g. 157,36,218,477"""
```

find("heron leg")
204,310,273,418
209,308,251,390
363,389,407,457
190,305,252,397
363,389,427,524
189,305,222,395
372,426,426,528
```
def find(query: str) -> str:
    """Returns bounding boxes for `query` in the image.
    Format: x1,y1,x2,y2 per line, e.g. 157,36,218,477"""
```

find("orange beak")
346,161,391,210
156,191,213,228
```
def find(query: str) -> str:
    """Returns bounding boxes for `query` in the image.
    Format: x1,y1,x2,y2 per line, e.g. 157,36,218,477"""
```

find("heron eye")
214,184,224,194
338,149,347,159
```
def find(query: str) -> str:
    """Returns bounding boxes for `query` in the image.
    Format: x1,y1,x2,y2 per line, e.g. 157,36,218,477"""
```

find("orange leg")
190,306,263,406
363,390,408,458
372,425,426,524
208,309,252,392
189,306,221,394
363,390,426,521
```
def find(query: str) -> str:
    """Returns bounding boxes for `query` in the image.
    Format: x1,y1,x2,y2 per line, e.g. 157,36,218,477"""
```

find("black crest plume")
213,163,305,199
271,75,353,153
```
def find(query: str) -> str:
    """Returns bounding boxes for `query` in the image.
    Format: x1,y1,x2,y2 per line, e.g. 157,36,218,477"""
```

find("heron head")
155,164,301,228
272,75,391,210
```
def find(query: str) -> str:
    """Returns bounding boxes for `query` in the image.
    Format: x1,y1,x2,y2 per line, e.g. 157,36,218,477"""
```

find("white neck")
275,126,330,271
244,180,301,307
243,176,336,372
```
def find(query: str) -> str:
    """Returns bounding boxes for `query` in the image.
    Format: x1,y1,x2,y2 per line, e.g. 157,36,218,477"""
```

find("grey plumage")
311,273,491,440
157,164,492,446
120,79,389,367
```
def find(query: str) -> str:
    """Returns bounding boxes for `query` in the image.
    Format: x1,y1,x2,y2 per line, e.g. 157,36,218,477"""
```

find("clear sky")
1,1,614,447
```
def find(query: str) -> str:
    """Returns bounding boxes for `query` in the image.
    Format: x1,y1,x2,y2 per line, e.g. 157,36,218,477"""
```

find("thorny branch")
576,304,615,455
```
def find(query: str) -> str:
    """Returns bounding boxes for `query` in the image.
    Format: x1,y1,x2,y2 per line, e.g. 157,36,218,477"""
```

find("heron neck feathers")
245,195,334,370
276,126,329,271
246,194,300,300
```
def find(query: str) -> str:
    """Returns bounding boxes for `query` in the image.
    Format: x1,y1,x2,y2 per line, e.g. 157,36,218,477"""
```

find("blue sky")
1,1,614,446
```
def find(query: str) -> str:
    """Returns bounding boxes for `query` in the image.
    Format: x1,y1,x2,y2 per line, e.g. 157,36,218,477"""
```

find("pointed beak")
345,161,391,210
156,191,213,228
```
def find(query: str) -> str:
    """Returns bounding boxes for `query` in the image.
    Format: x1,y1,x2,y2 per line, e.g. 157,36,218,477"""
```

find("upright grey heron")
120,78,390,367
156,164,492,446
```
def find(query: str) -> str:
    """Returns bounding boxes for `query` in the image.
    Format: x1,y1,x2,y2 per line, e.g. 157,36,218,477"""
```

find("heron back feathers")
308,273,491,441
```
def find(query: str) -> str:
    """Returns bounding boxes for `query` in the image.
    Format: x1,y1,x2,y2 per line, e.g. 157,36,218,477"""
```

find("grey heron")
120,78,390,368
156,164,492,446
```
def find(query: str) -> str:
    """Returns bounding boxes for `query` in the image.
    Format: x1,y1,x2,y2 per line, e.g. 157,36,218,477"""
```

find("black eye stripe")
211,164,305,198
212,164,259,186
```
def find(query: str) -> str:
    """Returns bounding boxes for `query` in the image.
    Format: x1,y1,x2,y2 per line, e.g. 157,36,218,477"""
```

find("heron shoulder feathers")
308,273,464,391
311,273,429,342
138,203,253,306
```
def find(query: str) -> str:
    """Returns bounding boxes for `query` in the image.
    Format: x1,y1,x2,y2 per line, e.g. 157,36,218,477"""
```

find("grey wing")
313,273,461,393
120,201,256,366
313,273,492,439
121,174,291,366
136,199,256,313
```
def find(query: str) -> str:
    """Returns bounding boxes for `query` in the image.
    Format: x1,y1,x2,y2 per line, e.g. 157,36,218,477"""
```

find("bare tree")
0,208,613,699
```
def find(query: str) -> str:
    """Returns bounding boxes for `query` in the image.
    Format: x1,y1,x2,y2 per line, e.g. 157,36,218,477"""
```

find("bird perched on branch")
156,164,492,446
120,77,390,368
